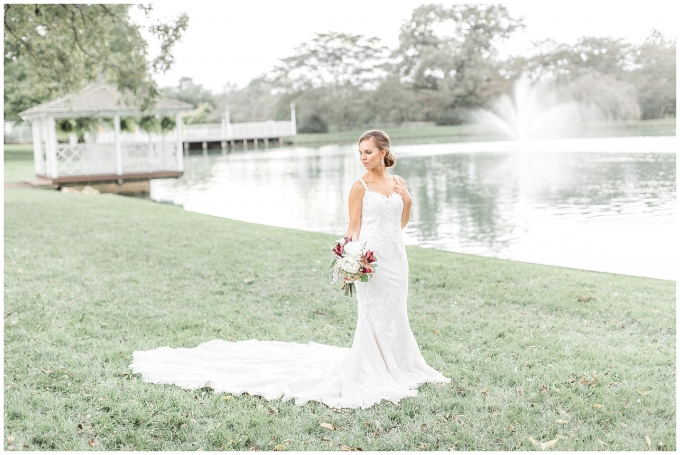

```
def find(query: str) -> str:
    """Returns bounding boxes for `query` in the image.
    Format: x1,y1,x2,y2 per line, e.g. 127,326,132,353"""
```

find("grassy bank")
293,117,677,146
3,144,34,183
4,181,675,450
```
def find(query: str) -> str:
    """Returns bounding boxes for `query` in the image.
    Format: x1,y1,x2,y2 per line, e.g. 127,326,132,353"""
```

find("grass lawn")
4,171,675,449
3,144,35,183
293,117,677,146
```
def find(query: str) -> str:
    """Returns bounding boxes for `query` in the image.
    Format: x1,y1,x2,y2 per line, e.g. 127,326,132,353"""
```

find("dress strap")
358,178,369,190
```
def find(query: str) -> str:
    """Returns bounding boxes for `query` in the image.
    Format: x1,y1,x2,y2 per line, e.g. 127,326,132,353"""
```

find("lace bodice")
357,175,404,241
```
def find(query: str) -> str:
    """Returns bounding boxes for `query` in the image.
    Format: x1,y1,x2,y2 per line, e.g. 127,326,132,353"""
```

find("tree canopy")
4,4,188,121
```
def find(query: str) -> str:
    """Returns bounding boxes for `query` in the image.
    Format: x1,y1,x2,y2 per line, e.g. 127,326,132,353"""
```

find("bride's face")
359,138,385,170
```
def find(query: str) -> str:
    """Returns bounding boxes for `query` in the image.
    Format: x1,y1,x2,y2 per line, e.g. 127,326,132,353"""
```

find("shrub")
436,107,472,125
298,114,329,134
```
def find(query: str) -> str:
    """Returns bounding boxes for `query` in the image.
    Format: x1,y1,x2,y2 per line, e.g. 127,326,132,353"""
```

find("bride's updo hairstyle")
359,130,396,168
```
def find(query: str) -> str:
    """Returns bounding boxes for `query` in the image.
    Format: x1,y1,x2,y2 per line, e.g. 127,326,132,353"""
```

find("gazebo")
18,81,193,191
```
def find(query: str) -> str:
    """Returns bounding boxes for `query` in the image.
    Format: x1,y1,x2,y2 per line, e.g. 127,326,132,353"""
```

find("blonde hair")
358,130,395,168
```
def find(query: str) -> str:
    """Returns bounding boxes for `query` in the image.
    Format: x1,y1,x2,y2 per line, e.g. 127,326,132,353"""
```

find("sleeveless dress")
129,174,450,409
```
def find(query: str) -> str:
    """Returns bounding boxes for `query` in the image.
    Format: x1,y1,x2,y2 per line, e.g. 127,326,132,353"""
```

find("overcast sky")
140,0,678,93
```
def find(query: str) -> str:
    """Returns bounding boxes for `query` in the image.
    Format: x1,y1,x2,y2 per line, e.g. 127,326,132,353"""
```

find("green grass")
3,144,35,183
293,117,677,146
4,179,675,450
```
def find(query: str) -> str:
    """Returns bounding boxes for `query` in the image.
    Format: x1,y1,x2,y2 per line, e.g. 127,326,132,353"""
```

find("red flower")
362,266,373,274
332,243,344,257
365,251,376,263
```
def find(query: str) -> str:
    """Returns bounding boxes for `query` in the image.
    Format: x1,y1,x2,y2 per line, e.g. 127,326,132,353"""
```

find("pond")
151,136,676,281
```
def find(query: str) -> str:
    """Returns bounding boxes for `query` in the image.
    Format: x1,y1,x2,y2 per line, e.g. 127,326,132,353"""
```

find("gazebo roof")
19,81,194,120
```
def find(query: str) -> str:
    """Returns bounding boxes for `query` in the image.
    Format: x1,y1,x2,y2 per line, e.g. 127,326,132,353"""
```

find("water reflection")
152,138,676,280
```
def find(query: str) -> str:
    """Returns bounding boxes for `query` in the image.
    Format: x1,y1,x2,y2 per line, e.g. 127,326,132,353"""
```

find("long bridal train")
130,336,447,409
130,175,450,409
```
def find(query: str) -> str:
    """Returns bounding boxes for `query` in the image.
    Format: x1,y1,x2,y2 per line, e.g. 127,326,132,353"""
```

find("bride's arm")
346,180,364,239
395,176,412,229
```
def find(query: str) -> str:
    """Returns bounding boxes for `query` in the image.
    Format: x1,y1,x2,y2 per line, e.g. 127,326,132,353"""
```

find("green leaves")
3,4,188,121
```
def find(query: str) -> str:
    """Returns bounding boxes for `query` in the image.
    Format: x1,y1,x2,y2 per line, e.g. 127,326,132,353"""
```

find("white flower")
343,241,363,258
338,257,360,274
335,238,346,245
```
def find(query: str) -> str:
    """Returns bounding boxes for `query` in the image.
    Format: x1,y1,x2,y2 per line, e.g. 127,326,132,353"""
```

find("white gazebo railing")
54,142,181,176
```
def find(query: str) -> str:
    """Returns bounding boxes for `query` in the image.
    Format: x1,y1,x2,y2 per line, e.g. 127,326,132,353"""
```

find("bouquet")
330,237,377,296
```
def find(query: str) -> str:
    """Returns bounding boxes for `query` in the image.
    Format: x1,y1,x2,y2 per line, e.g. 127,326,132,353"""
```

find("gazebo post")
175,113,184,172
114,114,122,175
31,119,45,176
45,116,58,179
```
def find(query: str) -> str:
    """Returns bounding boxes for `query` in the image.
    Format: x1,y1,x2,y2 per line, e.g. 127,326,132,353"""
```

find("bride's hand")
394,177,411,203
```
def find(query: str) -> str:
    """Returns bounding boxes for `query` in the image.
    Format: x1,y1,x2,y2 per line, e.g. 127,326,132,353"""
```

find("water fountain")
473,75,583,142
443,74,676,154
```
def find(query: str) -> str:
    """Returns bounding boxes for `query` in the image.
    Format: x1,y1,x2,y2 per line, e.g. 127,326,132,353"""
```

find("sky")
139,0,679,93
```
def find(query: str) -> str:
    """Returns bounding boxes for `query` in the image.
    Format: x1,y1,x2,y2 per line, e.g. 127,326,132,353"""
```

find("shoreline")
5,141,675,281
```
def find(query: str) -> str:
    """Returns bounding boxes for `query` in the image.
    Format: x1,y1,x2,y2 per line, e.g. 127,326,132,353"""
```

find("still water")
151,137,676,281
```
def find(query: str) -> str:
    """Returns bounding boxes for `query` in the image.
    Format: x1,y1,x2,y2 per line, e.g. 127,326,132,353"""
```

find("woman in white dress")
130,130,449,409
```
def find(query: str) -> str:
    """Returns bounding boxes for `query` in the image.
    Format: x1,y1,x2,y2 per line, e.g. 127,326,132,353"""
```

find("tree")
628,30,676,119
270,32,390,92
269,32,391,128
4,4,188,121
565,71,641,121
393,4,523,116
524,36,635,84
218,77,282,123
364,76,420,124
182,103,213,125
161,77,216,109
524,32,675,119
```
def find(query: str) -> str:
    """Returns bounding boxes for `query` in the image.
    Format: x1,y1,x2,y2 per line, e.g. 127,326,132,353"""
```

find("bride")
130,130,450,409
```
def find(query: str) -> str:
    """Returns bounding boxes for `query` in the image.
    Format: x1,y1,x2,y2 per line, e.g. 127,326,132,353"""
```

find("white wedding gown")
129,175,450,409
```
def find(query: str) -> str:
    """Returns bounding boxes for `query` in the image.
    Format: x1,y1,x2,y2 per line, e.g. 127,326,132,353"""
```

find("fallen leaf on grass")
320,422,337,430
272,444,287,451
481,387,489,394
528,436,539,447
340,445,351,451
223,396,233,400
637,390,651,395
555,419,568,425
7,437,15,445
88,439,97,447
556,435,569,440
645,435,651,448
249,446,258,451
593,403,602,408
540,439,558,449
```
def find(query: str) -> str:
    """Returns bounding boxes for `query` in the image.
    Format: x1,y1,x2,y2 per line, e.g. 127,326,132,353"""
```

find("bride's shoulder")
393,174,406,185
350,178,366,192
